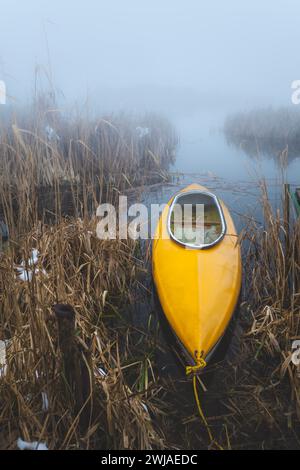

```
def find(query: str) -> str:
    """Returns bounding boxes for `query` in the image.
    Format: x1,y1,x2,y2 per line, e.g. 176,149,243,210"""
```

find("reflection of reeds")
224,107,300,160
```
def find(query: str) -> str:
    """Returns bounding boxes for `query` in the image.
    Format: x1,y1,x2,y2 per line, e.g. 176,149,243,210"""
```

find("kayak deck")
152,184,242,365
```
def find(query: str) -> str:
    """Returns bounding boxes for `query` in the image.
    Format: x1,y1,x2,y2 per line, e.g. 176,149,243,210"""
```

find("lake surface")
174,110,300,180
141,110,300,232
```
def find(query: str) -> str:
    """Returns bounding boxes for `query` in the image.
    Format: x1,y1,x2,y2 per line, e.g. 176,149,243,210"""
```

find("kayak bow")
152,183,242,368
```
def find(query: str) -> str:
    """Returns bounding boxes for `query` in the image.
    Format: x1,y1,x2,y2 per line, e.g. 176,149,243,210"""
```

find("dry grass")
0,101,178,450
201,180,300,449
0,99,178,238
2,176,300,449
1,170,300,450
1,98,300,450
0,218,168,449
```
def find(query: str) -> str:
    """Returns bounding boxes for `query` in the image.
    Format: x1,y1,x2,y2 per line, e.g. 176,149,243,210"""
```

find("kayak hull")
152,184,242,364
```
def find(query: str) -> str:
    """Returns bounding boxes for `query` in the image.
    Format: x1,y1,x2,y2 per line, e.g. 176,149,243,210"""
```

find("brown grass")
0,101,178,238
200,180,300,449
0,218,168,449
0,101,178,450
1,98,300,450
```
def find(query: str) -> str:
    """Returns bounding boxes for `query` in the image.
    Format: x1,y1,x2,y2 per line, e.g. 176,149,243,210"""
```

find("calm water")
174,110,300,180
141,110,300,231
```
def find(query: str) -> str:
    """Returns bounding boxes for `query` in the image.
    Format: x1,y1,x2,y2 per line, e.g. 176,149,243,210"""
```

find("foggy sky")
0,0,300,114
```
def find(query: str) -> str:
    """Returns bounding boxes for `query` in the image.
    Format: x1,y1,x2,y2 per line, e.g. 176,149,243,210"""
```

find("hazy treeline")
224,107,300,160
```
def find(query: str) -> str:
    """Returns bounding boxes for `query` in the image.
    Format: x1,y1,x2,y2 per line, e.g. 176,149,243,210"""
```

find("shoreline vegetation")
209,182,300,449
0,96,299,449
0,95,178,239
224,107,300,161
0,97,178,449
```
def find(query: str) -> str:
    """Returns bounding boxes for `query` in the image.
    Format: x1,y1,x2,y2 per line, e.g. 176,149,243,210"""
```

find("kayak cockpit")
168,190,226,249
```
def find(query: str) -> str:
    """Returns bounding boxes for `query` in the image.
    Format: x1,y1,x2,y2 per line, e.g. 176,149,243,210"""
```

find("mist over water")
1,0,300,182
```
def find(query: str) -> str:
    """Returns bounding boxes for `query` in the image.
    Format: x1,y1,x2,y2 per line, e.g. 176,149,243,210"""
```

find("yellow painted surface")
152,183,242,363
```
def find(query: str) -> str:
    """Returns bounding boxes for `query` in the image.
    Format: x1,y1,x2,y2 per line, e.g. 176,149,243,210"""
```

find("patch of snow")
17,438,48,451
20,249,39,268
16,268,33,282
16,250,47,282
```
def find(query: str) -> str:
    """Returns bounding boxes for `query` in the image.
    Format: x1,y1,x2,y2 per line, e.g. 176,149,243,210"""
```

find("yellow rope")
186,357,206,375
192,374,214,442
187,355,223,450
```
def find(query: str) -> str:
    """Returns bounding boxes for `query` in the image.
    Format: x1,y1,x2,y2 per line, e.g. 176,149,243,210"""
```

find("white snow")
17,438,48,451
16,249,47,282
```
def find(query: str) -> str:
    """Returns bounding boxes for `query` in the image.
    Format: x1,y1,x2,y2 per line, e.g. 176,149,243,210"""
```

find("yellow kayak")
152,183,242,369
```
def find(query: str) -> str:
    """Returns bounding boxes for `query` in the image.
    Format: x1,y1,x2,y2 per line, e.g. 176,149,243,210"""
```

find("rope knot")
186,357,206,375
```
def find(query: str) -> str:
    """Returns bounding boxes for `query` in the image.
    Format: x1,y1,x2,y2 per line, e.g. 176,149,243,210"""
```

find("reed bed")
0,102,178,450
2,176,300,449
0,218,168,449
0,102,178,238
200,180,300,449
1,170,300,449
1,100,300,450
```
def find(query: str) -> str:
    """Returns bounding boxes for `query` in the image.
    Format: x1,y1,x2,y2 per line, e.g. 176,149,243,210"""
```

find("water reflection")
224,108,300,163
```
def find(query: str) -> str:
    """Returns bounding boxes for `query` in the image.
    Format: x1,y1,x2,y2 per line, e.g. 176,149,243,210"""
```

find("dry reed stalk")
0,103,178,238
0,218,167,449
202,179,300,449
